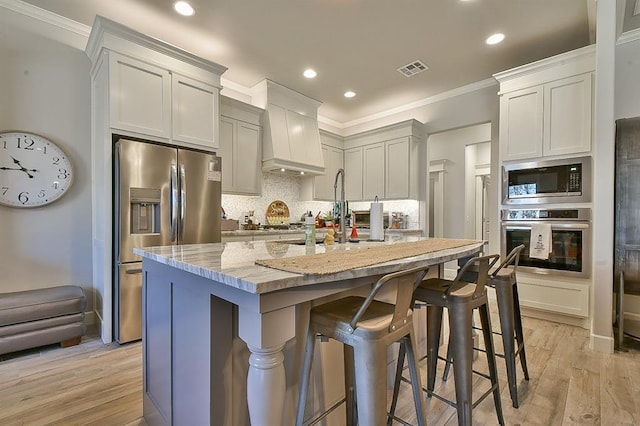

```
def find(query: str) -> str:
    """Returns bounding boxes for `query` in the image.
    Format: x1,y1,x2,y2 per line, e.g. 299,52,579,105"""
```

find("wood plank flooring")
0,313,638,425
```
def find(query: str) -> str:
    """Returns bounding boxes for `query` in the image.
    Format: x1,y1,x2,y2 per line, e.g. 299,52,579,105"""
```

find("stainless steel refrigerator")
114,138,221,343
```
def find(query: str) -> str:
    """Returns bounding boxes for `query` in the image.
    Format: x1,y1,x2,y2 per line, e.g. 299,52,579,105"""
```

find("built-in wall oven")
503,156,591,205
501,208,591,277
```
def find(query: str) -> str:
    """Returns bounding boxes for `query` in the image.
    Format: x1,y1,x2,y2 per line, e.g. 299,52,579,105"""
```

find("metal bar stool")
389,254,504,426
296,266,430,426
443,244,529,408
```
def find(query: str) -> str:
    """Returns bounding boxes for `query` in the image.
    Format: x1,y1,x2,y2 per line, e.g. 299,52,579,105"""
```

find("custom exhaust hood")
251,79,325,175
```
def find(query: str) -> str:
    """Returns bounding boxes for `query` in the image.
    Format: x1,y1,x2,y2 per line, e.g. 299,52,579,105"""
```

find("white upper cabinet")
108,52,221,150
344,147,364,201
495,46,595,162
172,73,219,148
543,74,592,157
344,120,422,201
363,143,385,200
313,144,344,201
499,86,543,160
219,96,263,195
108,53,172,139
385,137,415,199
87,17,226,151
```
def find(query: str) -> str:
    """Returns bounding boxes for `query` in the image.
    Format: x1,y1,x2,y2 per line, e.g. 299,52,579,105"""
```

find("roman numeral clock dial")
0,131,74,208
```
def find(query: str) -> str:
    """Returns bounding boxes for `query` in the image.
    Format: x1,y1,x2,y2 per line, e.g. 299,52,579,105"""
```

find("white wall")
0,38,94,313
615,36,640,119
427,124,492,240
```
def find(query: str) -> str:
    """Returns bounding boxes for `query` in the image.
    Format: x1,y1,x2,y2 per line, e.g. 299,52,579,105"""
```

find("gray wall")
0,37,94,313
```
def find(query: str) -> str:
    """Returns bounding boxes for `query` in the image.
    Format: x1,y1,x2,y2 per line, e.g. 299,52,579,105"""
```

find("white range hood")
251,79,325,176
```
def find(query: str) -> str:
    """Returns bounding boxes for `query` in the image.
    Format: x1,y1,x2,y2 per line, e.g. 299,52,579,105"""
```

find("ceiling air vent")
397,60,429,77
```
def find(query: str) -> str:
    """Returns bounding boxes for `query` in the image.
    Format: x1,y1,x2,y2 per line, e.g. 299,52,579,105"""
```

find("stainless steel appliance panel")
501,208,591,277
115,140,176,264
114,138,221,343
116,263,143,343
502,156,591,205
177,148,221,244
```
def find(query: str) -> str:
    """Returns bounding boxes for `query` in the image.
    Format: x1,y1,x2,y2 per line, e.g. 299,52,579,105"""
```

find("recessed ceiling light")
300,171,305,175
486,33,505,45
280,168,286,172
174,1,195,16
303,69,317,79
344,91,356,98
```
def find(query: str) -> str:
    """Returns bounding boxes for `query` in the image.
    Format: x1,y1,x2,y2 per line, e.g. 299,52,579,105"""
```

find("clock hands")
0,156,38,178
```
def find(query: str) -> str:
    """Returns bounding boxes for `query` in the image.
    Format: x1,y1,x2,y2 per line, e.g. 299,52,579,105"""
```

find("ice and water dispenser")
130,187,161,234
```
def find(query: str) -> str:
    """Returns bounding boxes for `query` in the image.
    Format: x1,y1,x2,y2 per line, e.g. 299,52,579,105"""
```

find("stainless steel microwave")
352,210,389,228
502,156,591,205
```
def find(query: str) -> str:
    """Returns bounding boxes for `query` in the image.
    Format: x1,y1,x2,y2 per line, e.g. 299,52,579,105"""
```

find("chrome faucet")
333,168,346,243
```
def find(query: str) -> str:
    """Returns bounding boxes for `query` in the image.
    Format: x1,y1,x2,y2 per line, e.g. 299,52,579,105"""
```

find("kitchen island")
134,236,483,426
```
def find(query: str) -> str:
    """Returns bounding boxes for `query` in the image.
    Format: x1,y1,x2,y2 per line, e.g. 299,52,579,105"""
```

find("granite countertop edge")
134,238,482,295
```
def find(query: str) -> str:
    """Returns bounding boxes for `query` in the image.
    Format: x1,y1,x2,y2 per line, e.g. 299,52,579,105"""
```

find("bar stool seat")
296,266,429,426
390,254,505,426
444,244,529,408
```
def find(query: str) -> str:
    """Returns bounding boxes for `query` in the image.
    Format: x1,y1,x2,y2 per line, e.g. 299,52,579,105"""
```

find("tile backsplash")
222,172,420,228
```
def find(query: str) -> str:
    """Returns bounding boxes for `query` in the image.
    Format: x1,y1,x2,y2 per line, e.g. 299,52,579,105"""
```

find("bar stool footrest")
304,397,346,426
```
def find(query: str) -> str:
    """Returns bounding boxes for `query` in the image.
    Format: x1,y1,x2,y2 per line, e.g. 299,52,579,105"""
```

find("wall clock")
0,131,74,208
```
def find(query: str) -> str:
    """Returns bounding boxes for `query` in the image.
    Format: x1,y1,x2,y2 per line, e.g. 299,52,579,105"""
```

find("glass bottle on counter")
305,211,316,246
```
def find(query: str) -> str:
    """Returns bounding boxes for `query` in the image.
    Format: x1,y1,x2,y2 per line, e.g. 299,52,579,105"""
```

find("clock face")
0,131,74,208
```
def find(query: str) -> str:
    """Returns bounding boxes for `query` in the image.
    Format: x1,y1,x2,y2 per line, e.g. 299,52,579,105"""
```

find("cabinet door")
385,137,410,199
220,117,262,195
314,145,343,200
234,121,262,194
172,74,219,149
363,143,385,200
344,147,363,201
109,53,171,138
500,86,543,161
219,117,235,193
543,74,592,157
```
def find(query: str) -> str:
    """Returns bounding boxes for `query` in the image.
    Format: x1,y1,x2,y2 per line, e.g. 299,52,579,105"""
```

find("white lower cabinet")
511,273,590,320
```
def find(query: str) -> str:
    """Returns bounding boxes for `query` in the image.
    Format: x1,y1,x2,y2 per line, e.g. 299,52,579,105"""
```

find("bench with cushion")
0,285,86,356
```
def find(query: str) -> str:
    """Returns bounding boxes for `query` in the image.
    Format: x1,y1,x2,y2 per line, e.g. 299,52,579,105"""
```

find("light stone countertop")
221,228,422,237
134,237,482,295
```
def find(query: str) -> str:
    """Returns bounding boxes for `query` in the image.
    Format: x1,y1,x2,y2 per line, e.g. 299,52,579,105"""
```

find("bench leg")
61,336,82,348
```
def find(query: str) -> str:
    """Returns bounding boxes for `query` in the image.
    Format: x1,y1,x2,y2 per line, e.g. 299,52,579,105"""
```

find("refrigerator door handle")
179,163,186,242
170,163,178,242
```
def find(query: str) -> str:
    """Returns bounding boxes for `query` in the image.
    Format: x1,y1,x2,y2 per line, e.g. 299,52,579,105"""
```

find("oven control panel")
502,208,591,221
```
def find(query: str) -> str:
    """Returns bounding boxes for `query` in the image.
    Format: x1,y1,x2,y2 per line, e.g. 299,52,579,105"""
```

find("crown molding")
0,0,90,50
329,78,497,131
493,44,595,83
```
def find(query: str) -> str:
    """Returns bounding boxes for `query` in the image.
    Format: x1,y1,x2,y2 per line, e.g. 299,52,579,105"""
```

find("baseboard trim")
519,305,590,329
590,332,614,354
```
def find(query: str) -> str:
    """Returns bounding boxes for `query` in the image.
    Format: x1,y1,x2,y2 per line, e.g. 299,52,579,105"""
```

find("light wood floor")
0,314,638,426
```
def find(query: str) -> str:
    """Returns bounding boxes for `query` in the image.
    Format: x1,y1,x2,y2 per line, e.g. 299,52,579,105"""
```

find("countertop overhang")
134,237,483,295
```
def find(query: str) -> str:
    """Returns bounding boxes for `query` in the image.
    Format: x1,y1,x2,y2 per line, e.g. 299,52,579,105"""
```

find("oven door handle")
502,221,590,230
